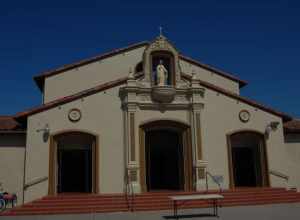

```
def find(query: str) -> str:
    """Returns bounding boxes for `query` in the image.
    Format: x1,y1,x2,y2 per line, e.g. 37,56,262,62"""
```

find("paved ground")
1,203,300,220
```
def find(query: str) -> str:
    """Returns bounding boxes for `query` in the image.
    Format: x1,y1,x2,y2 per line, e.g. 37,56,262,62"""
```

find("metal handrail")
125,169,135,211
24,176,48,190
269,170,289,181
205,171,222,193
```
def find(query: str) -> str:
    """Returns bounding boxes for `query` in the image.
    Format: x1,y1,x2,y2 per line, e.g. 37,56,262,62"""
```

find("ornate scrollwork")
142,35,181,86
150,36,171,51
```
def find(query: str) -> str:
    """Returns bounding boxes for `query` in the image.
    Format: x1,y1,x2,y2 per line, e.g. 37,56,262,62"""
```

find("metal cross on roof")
159,26,163,36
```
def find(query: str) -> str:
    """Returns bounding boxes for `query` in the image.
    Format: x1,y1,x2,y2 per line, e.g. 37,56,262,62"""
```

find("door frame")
226,130,270,188
48,130,99,195
139,120,193,192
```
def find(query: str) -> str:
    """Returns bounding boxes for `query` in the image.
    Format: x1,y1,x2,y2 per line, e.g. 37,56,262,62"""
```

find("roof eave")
182,73,291,122
179,55,248,88
0,130,26,134
15,76,130,120
32,41,150,92
32,41,248,92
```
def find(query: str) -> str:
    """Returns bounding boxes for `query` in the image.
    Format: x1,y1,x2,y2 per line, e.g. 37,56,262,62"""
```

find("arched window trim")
226,130,270,189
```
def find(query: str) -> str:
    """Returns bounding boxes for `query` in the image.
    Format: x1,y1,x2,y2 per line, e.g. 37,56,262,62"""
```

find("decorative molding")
142,35,183,86
48,136,55,195
48,132,99,195
119,85,205,112
68,108,82,122
197,167,205,180
129,170,138,182
239,109,250,123
130,113,136,162
226,131,270,188
151,86,176,103
139,94,151,102
196,113,203,160
150,36,171,50
139,127,146,192
175,95,187,102
139,121,194,192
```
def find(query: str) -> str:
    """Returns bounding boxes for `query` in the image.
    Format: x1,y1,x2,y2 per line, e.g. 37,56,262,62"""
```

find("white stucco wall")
0,133,26,205
24,86,124,202
200,87,291,189
24,79,300,203
180,59,240,94
43,45,241,104
44,46,147,103
284,134,300,189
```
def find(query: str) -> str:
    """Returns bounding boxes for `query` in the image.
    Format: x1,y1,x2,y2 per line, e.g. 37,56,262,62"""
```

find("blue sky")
0,0,299,118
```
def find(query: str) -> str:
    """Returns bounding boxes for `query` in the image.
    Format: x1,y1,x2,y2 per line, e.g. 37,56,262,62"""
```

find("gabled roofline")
179,55,248,88
34,41,150,91
0,115,26,131
0,130,26,134
33,41,247,91
16,76,129,119
16,73,291,122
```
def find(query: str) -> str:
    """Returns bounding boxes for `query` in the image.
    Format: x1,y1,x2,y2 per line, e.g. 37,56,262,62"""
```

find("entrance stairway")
2,188,300,216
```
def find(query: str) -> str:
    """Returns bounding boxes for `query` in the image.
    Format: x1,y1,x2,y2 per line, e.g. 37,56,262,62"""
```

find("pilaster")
122,72,141,193
189,73,207,191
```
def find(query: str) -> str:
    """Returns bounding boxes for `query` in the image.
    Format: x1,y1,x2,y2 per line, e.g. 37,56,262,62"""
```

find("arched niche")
143,35,181,87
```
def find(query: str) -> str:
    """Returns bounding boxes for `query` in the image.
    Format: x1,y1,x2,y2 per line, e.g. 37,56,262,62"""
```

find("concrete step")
2,188,300,216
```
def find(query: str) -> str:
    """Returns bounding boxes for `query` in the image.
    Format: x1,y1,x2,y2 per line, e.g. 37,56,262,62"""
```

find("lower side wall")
284,134,300,189
0,147,25,205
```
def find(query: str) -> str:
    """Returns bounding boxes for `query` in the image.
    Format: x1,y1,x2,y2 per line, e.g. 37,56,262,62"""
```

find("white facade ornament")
192,69,197,80
239,110,250,123
191,69,201,89
140,94,151,102
150,36,169,50
143,35,184,86
156,60,168,86
68,109,82,122
128,67,134,79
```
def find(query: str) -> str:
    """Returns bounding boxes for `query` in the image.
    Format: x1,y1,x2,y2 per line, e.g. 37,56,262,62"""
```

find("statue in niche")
156,60,168,86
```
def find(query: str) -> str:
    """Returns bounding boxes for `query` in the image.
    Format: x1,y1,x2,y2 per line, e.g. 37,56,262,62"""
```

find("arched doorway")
227,131,269,188
48,131,99,194
140,120,193,192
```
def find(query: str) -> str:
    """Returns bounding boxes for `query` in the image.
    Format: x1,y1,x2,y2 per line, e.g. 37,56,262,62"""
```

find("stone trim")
139,120,194,192
48,131,99,194
196,112,203,160
226,130,270,188
129,112,136,162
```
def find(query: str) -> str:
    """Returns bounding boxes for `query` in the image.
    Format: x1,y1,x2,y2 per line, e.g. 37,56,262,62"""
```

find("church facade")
1,35,300,205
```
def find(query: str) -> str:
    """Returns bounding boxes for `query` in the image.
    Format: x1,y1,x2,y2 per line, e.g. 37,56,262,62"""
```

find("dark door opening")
232,147,260,187
230,132,267,187
145,129,184,191
57,148,92,193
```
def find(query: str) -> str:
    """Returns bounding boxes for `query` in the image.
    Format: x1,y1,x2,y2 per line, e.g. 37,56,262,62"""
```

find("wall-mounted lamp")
36,124,50,142
265,121,280,138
